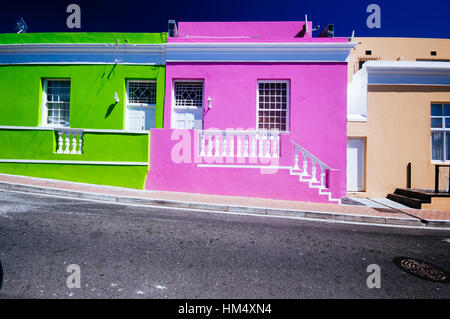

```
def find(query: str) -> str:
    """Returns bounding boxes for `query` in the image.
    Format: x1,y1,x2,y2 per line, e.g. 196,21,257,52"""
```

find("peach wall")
348,85,450,197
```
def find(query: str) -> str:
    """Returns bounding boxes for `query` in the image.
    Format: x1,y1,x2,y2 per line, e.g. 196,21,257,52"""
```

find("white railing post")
273,132,279,158
244,134,249,157
237,133,242,157
302,154,309,176
57,131,64,153
207,133,212,157
258,132,263,157
222,133,227,157
294,151,299,170
214,133,220,157
311,161,317,182
64,131,70,154
77,132,83,154
200,132,206,156
71,132,78,154
229,133,234,157
251,133,257,157
320,168,326,188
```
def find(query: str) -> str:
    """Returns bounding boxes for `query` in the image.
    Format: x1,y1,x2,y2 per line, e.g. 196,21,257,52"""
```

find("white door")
347,138,365,191
172,81,204,129
126,106,155,131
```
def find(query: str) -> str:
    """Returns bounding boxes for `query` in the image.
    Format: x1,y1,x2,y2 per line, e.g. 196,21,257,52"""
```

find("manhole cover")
393,257,450,283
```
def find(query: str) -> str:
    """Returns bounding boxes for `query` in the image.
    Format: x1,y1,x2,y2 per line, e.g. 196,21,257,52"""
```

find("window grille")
175,82,203,107
128,81,156,105
44,79,71,127
257,81,289,131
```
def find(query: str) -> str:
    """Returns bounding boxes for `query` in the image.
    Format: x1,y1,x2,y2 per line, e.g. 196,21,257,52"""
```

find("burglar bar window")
174,82,203,107
431,103,450,162
128,81,157,105
257,81,289,131
43,79,71,127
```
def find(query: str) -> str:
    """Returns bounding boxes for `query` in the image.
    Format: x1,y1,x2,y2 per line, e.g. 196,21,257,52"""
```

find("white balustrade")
198,130,280,159
291,140,330,188
55,129,83,154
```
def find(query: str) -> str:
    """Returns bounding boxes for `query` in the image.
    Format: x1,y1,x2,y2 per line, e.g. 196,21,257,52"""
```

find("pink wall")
146,129,341,202
148,61,348,201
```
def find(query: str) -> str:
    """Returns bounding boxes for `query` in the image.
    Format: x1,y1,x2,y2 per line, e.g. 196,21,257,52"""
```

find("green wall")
0,64,166,128
0,36,166,188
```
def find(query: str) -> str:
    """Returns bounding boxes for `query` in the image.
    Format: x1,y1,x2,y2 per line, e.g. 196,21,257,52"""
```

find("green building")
0,32,167,189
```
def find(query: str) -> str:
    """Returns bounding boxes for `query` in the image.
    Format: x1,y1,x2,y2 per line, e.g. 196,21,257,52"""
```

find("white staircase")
290,140,341,204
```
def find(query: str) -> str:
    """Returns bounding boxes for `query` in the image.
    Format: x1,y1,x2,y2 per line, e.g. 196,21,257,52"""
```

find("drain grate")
393,257,450,283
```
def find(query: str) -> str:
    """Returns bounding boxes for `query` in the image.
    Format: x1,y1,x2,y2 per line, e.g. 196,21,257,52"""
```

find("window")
257,81,289,131
174,82,203,107
126,80,157,131
128,81,156,105
42,79,71,127
431,103,450,162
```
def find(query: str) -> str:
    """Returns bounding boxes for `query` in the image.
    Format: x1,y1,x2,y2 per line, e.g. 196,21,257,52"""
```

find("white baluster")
237,133,242,157
258,132,263,157
311,161,317,182
244,134,249,157
57,131,63,153
64,131,70,154
229,134,234,157
302,154,309,176
71,132,78,154
77,132,83,154
273,133,279,158
263,133,269,157
251,133,257,157
207,133,212,157
320,168,326,188
294,151,299,170
222,133,227,157
200,132,206,156
214,133,220,157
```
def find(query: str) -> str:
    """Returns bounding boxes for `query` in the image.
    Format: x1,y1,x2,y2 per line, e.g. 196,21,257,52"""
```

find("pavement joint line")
0,181,421,221
2,187,450,231
1,185,449,231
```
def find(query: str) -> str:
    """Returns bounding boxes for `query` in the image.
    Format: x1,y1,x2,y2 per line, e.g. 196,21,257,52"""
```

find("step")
394,188,431,202
387,193,424,209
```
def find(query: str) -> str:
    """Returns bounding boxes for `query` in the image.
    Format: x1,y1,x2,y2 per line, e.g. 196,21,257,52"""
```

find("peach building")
346,37,450,209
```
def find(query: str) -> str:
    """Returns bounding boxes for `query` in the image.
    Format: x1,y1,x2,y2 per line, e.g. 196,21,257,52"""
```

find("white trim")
41,78,71,128
0,159,148,166
347,114,368,122
0,126,149,134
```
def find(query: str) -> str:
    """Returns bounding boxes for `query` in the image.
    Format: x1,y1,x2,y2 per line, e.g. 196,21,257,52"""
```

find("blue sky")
0,0,449,38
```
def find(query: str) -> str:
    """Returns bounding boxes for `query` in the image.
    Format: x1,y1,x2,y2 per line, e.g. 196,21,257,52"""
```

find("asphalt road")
0,189,449,299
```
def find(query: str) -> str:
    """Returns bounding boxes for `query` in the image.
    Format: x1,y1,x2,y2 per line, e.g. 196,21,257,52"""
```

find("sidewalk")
0,173,449,229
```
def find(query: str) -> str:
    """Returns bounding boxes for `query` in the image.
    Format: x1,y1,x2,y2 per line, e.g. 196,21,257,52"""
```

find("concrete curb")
0,181,448,229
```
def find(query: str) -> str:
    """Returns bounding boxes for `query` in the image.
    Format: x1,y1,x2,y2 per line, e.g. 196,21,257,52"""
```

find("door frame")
347,137,366,192
171,79,205,129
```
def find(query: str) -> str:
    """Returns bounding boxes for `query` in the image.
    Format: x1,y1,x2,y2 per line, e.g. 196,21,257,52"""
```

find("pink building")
146,21,356,204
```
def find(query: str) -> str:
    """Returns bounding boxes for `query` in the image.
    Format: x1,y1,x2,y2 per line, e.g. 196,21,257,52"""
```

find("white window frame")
431,103,450,163
256,80,290,132
41,78,71,128
171,80,204,129
125,80,157,131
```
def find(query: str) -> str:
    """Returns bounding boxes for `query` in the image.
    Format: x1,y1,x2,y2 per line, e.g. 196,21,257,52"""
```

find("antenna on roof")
305,14,309,33
15,17,28,33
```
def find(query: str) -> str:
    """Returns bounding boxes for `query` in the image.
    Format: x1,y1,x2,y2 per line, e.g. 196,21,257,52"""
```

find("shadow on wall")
105,102,117,119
